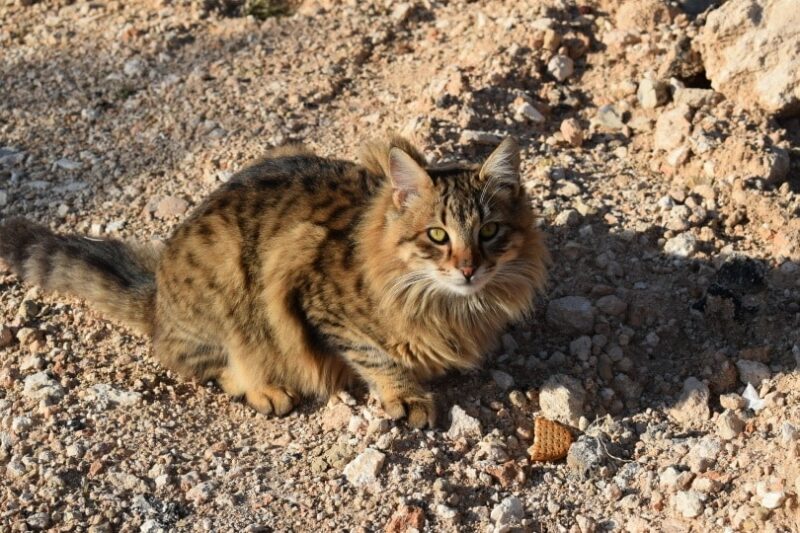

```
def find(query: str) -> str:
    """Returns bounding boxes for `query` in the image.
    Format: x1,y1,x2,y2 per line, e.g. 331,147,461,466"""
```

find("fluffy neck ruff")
358,187,548,376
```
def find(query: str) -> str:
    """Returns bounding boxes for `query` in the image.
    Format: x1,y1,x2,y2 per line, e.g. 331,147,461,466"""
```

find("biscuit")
528,417,573,462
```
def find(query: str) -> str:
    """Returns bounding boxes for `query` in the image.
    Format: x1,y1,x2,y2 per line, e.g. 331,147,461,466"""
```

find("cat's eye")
427,227,449,244
479,222,499,240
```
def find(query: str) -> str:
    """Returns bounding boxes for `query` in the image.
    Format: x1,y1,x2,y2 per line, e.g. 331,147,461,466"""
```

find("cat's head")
384,137,538,297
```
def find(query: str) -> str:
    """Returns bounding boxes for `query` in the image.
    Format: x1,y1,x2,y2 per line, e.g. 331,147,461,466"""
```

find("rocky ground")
1,0,799,531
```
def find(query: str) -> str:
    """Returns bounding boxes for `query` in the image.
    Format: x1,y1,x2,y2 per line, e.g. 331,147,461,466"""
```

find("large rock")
698,0,800,116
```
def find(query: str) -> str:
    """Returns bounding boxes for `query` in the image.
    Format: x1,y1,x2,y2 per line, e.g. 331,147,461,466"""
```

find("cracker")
528,417,573,462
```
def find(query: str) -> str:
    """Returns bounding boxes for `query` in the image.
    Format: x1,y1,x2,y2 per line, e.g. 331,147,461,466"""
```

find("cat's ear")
388,147,431,208
479,137,521,190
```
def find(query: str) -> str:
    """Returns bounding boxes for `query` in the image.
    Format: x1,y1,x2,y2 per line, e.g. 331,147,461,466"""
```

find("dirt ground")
1,0,799,532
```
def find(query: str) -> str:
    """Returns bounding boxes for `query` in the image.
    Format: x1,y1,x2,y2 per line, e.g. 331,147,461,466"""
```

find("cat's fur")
0,136,548,428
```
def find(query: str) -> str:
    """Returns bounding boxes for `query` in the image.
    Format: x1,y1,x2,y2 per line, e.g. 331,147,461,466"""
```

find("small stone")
595,104,625,130
11,416,32,433
459,130,503,145
391,2,413,22
659,466,681,490
654,105,692,152
691,476,721,494
435,504,459,521
26,513,51,530
55,158,82,170
761,491,785,510
554,209,580,227
595,295,627,316
446,405,482,440
17,300,40,320
123,57,145,77
186,481,216,504
385,505,425,533
491,370,515,391
367,418,390,436
686,438,721,473
560,118,584,147
675,490,704,518
23,372,64,401
490,496,524,526
85,384,142,408
569,336,592,361
343,448,386,487
719,393,745,410
716,409,744,440
107,472,148,492
0,326,13,348
0,190,7,206
539,374,585,426
669,377,710,429
735,359,770,386
512,99,545,123
664,232,697,258
548,55,574,82
322,402,353,432
781,422,798,444
154,196,189,219
546,296,595,334
576,515,597,533
637,78,669,109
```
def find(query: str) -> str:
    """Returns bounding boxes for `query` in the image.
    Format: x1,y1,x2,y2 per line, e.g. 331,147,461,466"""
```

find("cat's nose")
460,266,474,282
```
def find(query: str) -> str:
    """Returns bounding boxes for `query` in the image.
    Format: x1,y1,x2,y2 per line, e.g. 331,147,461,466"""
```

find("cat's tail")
0,217,161,335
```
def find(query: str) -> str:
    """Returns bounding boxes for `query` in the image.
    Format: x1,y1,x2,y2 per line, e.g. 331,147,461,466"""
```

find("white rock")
761,491,785,509
539,373,585,426
781,422,798,444
659,466,681,489
546,296,595,334
140,519,165,533
512,101,545,123
569,336,592,361
654,105,692,152
669,377,710,429
459,130,503,145
637,78,668,109
435,504,459,520
343,448,386,487
675,490,704,518
735,359,770,386
446,405,482,440
664,232,697,258
490,496,524,525
123,57,146,77
23,372,64,401
54,158,81,170
547,55,574,82
85,384,142,409
0,190,7,206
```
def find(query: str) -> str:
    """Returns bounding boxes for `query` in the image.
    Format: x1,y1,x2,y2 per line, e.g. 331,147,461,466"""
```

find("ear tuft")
479,137,521,184
388,147,431,207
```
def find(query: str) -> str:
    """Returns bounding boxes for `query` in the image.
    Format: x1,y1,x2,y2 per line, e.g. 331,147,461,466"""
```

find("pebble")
595,295,627,316
0,190,7,206
26,512,51,530
654,105,692,152
123,57,145,77
0,325,13,348
186,481,216,504
560,118,584,147
686,438,721,473
735,359,770,386
664,232,697,258
595,104,625,130
760,491,785,510
546,296,595,334
716,409,744,440
675,490,704,518
322,402,353,431
385,505,425,533
781,422,798,444
491,370,515,391
367,417,390,436
343,448,386,487
85,384,143,408
23,372,64,401
435,504,459,521
719,393,745,410
459,130,503,145
54,158,82,170
446,405,482,440
17,300,40,320
547,54,574,82
569,336,592,361
669,377,710,429
540,373,585,426
555,209,580,227
490,496,524,526
511,100,545,123
637,78,669,109
155,196,189,219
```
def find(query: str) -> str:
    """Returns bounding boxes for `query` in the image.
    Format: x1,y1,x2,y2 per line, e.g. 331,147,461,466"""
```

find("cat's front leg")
345,349,436,429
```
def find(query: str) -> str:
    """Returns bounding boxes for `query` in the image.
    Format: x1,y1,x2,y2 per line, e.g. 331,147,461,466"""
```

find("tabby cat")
0,136,548,428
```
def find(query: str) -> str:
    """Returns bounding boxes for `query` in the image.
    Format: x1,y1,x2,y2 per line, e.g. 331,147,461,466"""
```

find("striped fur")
0,136,548,427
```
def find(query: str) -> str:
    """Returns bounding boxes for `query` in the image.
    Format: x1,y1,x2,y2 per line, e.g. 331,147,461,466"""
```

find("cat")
0,136,548,428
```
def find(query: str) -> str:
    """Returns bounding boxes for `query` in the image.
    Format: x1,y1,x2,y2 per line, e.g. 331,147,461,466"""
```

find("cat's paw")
246,385,298,416
381,392,436,429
